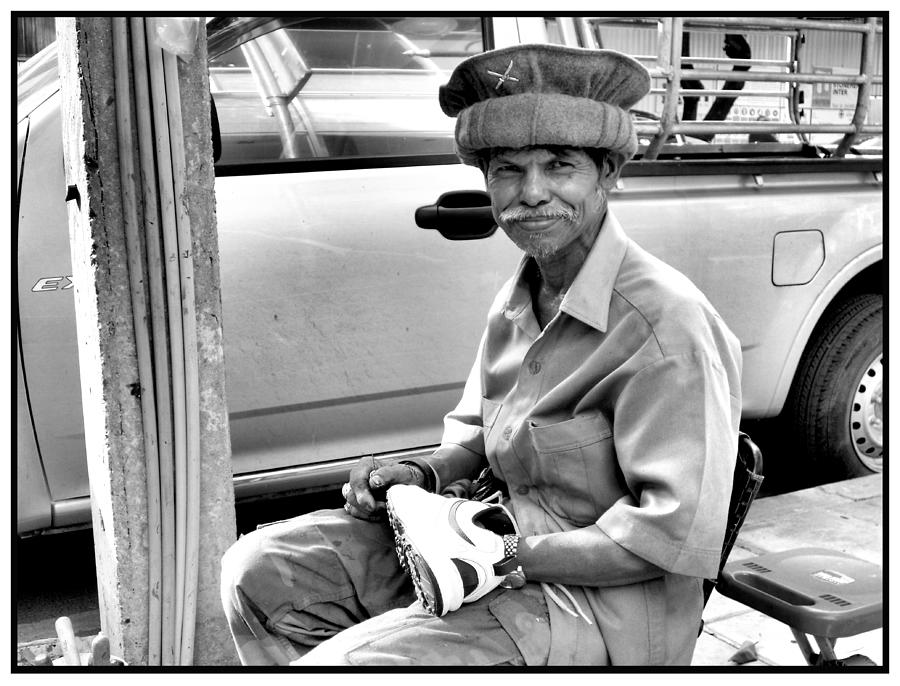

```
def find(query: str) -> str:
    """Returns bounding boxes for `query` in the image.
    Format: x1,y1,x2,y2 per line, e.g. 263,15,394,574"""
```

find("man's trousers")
220,507,552,666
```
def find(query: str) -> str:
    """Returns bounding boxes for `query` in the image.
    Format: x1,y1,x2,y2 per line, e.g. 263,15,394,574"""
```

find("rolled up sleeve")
595,350,738,578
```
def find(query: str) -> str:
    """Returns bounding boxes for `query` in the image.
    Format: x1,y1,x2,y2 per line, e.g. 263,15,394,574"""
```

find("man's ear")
597,151,627,191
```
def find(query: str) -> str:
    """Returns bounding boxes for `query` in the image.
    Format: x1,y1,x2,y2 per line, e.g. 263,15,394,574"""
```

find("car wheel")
785,293,883,480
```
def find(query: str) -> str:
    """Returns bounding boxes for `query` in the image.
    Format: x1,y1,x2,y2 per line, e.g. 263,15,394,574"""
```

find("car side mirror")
415,190,496,240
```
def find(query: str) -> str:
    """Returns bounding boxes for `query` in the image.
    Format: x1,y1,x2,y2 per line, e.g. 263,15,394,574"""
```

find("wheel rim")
849,352,883,471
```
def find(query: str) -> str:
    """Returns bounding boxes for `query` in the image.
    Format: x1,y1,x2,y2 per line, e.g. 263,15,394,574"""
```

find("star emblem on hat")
487,60,520,91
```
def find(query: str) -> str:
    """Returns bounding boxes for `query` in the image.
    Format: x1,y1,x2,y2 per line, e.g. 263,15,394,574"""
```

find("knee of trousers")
220,531,258,612
220,519,351,621
219,527,299,617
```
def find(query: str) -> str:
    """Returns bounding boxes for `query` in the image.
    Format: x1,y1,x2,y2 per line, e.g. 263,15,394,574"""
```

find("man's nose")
520,169,551,206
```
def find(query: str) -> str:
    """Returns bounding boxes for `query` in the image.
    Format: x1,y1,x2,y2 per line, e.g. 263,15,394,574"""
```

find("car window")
208,16,484,166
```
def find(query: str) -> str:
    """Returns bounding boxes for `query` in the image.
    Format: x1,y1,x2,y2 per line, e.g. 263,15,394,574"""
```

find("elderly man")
221,43,742,666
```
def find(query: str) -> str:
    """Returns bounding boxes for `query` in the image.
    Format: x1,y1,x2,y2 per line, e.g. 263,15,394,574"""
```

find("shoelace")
480,490,503,504
540,582,594,625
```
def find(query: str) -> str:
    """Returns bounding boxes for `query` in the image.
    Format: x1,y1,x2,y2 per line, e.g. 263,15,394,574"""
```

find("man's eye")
492,165,519,175
549,160,572,170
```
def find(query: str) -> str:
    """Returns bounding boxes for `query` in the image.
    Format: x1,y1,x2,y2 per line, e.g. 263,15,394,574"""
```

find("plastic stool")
717,547,882,666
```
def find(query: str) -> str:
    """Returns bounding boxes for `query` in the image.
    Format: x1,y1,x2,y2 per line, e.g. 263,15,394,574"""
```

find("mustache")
498,206,579,224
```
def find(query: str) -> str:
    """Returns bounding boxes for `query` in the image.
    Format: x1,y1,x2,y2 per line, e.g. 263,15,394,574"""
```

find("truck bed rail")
570,16,883,161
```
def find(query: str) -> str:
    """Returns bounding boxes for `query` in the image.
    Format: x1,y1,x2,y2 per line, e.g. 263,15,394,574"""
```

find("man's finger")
340,481,360,507
341,482,365,513
370,463,423,490
344,500,384,521
348,457,378,511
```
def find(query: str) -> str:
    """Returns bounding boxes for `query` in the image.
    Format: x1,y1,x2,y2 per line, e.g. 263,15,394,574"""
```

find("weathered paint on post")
57,16,146,664
174,20,239,667
56,17,237,665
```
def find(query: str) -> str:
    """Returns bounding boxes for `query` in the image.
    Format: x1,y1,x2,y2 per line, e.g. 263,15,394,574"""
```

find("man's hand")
342,456,428,520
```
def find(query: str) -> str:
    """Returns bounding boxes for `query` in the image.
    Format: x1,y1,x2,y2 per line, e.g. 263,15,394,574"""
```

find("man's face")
486,147,616,259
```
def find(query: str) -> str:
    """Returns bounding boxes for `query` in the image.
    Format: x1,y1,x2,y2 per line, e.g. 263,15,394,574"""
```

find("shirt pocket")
487,588,551,666
528,413,615,525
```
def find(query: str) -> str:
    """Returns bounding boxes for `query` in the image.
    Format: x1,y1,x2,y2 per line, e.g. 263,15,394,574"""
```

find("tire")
784,293,883,481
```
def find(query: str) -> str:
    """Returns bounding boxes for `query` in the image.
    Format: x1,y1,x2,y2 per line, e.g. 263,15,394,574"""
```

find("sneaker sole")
386,494,451,617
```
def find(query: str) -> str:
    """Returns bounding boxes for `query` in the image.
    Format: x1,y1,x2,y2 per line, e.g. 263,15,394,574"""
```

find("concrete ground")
17,474,884,667
692,473,884,667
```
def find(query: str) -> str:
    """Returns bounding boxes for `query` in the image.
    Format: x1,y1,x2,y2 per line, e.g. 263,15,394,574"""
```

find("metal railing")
576,16,883,160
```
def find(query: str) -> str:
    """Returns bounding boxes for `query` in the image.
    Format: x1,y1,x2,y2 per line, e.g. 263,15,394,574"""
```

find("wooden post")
56,16,237,665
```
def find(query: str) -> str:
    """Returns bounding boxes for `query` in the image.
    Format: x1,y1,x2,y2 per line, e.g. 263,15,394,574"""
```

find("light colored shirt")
423,210,742,665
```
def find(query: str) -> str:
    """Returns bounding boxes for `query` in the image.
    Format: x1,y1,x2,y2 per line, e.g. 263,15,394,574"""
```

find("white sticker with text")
812,569,855,585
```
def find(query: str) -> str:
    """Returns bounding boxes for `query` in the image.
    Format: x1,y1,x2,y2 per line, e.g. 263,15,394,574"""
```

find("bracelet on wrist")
498,534,526,589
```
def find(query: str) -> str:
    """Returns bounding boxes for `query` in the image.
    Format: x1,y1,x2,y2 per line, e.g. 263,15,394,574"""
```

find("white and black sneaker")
386,484,520,617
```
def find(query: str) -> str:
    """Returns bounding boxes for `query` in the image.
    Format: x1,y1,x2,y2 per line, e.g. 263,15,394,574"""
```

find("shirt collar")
560,210,629,333
502,210,629,334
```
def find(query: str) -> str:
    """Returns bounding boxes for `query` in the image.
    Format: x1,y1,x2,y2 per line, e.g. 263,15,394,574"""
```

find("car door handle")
415,190,496,240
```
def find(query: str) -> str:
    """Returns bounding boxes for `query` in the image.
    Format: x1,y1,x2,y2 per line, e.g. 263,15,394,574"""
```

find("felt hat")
439,43,651,165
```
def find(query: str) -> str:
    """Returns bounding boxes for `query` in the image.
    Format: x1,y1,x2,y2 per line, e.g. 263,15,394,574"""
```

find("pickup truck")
17,15,883,535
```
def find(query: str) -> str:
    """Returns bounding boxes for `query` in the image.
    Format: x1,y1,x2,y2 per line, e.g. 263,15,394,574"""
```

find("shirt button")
516,485,530,495
528,360,542,375
502,426,513,440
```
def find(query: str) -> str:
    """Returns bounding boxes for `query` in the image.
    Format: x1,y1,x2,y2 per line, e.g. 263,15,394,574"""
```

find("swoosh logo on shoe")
448,500,475,546
452,558,480,597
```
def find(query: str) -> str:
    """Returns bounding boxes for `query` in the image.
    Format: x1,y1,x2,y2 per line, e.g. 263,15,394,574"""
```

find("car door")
208,17,522,478
17,16,524,533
